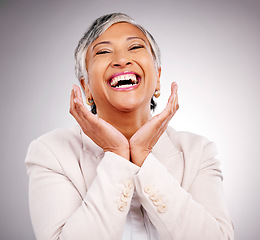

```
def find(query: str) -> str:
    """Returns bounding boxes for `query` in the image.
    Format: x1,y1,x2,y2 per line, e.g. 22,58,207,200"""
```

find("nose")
111,50,132,68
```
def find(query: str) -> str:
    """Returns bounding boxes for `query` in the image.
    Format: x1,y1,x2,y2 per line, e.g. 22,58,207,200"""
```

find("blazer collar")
152,127,180,158
80,129,104,157
80,126,181,162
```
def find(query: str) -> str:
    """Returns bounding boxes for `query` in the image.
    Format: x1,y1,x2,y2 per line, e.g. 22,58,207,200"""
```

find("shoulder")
25,126,88,199
166,126,218,159
37,125,82,148
165,127,222,184
25,126,82,170
167,126,211,146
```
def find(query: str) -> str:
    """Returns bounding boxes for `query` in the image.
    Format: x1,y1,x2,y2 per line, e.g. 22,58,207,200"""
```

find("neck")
97,106,151,140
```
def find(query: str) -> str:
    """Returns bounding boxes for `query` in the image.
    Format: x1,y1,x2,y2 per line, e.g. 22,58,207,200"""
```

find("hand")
70,85,130,160
129,82,179,167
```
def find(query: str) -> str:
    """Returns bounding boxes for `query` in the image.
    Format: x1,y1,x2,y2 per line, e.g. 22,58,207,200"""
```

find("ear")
80,78,92,99
156,67,161,90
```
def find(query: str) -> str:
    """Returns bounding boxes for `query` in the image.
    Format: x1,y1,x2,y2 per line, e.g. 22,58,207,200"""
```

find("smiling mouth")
109,73,140,89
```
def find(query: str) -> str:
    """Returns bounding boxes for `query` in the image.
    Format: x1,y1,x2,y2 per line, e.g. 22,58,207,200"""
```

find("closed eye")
96,50,111,55
129,45,144,51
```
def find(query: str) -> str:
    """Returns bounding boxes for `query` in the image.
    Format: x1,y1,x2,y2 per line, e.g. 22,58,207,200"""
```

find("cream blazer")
25,125,234,240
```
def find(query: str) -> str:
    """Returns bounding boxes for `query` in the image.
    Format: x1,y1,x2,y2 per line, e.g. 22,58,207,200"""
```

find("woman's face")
84,22,161,115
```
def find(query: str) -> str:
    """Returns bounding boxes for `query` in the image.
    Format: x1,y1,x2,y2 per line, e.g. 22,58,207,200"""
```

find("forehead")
92,22,148,45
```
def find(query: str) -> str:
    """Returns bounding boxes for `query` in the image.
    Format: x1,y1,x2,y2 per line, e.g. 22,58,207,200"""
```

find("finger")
70,85,81,110
141,83,177,134
73,84,84,103
159,93,178,133
73,97,89,118
172,82,179,110
148,83,179,146
166,82,178,112
157,82,179,130
70,87,85,122
70,86,85,121
71,85,89,118
70,87,77,116
152,82,178,126
72,97,100,137
70,85,116,145
73,85,98,124
70,85,91,127
73,96,99,127
160,82,179,119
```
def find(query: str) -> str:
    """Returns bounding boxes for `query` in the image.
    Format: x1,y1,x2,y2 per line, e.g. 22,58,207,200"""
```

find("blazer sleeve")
133,141,234,240
25,139,139,240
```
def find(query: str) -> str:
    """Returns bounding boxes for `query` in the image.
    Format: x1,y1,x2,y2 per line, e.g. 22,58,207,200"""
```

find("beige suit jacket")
25,125,234,240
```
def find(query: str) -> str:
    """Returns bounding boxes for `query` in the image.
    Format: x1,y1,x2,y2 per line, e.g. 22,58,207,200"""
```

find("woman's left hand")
129,82,179,167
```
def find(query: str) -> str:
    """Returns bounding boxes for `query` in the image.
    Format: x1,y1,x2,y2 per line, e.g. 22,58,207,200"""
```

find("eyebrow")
92,41,111,51
92,37,147,51
126,36,147,44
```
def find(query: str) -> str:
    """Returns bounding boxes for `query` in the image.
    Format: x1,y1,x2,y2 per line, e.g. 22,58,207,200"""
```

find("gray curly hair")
74,12,161,83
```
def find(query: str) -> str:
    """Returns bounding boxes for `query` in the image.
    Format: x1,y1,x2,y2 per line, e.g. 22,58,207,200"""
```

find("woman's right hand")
70,85,130,160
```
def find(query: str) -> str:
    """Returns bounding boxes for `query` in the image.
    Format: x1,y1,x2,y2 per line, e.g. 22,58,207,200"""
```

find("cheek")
88,61,100,76
138,53,157,73
87,63,103,85
144,62,159,82
88,54,106,71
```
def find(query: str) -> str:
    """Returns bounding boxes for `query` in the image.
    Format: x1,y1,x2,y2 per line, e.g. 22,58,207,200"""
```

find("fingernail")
74,98,77,103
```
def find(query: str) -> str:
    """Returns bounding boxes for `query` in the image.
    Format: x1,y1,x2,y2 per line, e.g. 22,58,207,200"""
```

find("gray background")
1,0,259,239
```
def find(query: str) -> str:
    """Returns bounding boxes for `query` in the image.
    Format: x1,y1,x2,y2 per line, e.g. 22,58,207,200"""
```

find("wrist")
110,148,130,161
130,149,150,167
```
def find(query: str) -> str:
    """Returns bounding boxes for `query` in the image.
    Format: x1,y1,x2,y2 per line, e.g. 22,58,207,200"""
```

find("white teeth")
110,74,138,87
115,83,136,88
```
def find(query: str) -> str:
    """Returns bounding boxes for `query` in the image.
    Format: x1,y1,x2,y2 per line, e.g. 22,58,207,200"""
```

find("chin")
114,101,149,114
108,95,151,113
116,105,138,113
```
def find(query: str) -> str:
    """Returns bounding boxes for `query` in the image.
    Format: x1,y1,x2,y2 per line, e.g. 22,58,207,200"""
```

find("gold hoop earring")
86,97,94,106
154,89,160,98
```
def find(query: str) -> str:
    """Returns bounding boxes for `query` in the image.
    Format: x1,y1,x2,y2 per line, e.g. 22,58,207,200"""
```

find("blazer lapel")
152,129,184,185
79,129,105,191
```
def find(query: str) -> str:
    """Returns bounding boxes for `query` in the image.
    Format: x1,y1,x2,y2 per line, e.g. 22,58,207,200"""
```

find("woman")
25,13,234,240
